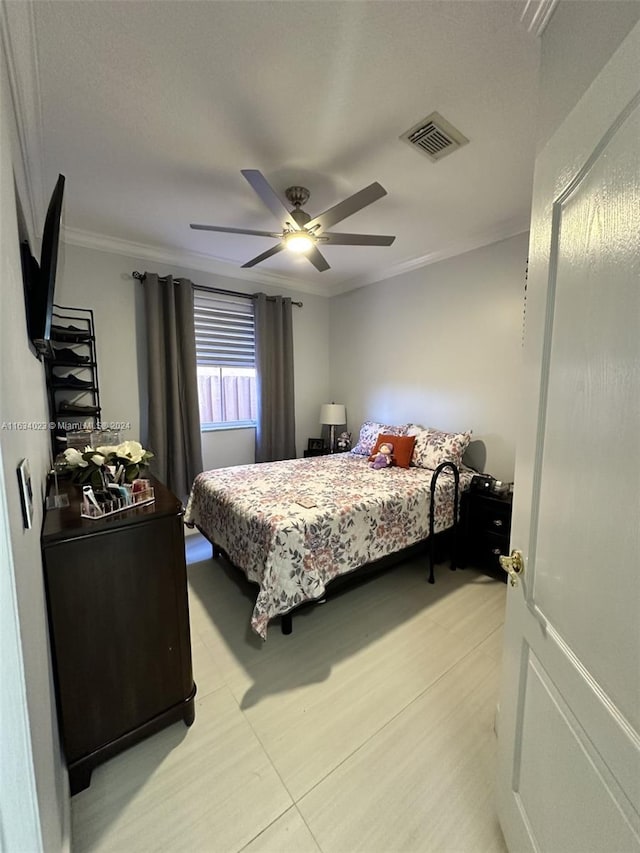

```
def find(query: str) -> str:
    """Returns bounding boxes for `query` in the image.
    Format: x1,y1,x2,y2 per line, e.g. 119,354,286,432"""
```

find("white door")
496,20,640,853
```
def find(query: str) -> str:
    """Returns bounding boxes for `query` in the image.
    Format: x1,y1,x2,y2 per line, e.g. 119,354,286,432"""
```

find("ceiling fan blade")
321,232,396,246
305,182,387,233
305,246,330,272
191,223,281,238
241,169,299,229
241,243,285,268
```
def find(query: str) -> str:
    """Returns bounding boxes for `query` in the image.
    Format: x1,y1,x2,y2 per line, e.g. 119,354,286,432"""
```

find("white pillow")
405,423,428,437
351,421,408,456
411,428,472,469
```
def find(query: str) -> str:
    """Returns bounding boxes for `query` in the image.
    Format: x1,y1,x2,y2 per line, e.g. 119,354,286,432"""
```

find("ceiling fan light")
284,231,315,254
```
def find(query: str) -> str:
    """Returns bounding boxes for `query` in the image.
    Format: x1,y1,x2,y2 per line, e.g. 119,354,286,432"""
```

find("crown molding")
64,220,531,300
0,0,45,239
327,219,531,296
62,226,331,298
520,0,559,37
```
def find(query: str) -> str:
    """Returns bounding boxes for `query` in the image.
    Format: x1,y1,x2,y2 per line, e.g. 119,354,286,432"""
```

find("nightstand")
303,448,330,457
460,489,513,580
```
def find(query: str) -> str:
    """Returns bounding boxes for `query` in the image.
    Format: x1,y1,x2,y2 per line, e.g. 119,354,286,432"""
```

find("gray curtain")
143,273,203,499
254,292,296,462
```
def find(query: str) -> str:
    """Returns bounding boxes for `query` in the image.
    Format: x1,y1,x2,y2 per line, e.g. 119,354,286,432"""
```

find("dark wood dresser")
41,476,196,794
460,489,513,581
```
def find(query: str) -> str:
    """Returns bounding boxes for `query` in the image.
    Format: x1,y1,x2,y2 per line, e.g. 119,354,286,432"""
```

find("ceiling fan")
190,170,395,272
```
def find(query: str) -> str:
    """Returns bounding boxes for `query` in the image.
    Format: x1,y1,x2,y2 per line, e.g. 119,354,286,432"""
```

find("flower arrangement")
62,440,154,487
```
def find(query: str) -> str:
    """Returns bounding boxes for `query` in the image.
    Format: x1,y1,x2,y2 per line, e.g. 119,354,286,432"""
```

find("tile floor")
71,533,508,853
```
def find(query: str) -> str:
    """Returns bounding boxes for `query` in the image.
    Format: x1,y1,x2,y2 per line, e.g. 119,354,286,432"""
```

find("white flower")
63,447,88,468
96,445,119,457
115,440,145,464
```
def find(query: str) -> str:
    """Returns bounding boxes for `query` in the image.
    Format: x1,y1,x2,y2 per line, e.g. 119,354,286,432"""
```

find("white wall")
536,0,640,151
0,36,68,853
56,245,331,471
329,232,529,482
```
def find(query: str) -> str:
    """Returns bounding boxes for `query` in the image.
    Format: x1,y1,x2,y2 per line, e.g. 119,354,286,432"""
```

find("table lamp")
319,403,346,453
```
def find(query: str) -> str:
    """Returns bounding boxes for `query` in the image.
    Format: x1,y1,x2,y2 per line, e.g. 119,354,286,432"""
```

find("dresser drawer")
470,500,512,536
476,531,510,562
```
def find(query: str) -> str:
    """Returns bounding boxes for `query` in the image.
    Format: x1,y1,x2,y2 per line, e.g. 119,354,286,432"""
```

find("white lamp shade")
320,403,346,425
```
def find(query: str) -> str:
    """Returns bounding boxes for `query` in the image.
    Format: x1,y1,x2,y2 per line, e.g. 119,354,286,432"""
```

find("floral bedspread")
185,453,475,639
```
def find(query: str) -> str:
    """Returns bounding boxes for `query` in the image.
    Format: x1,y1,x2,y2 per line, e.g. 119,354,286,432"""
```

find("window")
194,292,257,428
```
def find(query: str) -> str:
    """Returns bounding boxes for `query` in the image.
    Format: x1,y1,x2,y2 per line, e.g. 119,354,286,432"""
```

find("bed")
185,444,476,639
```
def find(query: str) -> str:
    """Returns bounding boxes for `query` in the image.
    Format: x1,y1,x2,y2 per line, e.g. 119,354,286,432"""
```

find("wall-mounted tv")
22,174,66,357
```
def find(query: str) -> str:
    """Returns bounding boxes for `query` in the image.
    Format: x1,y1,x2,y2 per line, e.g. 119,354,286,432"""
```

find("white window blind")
194,292,257,427
194,292,255,368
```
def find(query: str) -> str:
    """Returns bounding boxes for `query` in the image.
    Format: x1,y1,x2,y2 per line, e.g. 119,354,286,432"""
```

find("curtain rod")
131,271,303,307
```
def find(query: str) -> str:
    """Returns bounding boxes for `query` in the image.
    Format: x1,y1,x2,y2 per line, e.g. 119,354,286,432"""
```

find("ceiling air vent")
400,112,469,162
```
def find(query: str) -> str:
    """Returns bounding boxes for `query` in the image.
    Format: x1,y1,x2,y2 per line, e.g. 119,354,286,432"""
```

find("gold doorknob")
499,550,524,587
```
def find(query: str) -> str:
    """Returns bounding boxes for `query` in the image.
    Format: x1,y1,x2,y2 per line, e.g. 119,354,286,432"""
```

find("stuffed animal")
369,442,395,469
336,431,352,452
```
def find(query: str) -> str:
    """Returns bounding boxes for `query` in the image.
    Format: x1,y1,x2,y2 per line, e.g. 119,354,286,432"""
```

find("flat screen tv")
22,174,65,357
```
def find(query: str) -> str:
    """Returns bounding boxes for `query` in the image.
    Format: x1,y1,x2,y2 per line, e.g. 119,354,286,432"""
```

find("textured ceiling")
27,0,540,294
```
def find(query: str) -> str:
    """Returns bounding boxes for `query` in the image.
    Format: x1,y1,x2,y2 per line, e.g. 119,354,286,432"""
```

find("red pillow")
368,433,416,469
